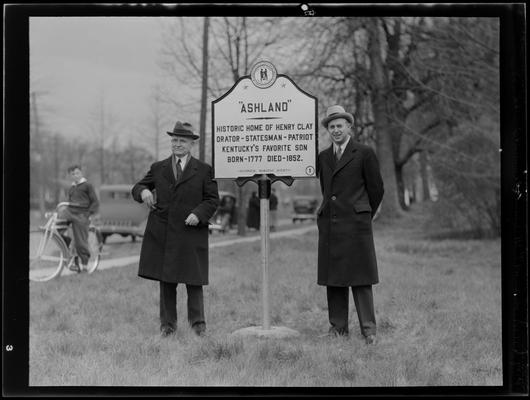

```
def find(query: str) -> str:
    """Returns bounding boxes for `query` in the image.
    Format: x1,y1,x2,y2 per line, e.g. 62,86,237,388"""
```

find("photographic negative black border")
3,3,527,397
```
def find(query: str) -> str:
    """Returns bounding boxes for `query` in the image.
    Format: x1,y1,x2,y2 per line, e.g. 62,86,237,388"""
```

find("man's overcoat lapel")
322,147,335,173
317,137,382,287
161,155,198,188
333,139,357,176
162,156,176,184
176,157,198,188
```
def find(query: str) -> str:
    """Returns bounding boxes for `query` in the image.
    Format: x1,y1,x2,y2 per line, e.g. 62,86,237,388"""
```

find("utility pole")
53,133,60,204
150,85,163,161
31,91,46,217
99,96,106,184
199,16,210,162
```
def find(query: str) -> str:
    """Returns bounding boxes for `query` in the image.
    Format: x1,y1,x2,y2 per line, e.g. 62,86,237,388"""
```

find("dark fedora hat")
166,121,199,139
321,105,354,127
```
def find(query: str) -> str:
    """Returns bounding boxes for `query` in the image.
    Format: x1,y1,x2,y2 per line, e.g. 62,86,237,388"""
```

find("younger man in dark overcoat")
316,105,384,345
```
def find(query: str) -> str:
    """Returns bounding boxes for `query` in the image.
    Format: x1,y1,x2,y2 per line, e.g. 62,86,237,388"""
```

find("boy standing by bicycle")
60,165,99,272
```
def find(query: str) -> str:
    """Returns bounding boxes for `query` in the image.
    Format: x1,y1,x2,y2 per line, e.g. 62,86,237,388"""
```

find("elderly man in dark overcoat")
316,105,384,345
132,121,219,337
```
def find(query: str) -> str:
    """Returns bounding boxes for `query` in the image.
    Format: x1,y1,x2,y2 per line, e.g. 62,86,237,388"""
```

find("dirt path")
65,223,318,275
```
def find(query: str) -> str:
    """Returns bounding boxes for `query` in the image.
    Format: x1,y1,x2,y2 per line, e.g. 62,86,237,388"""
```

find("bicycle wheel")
29,230,67,282
85,227,103,274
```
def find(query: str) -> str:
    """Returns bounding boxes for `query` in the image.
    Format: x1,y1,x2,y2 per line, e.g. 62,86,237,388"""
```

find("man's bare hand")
141,189,156,209
185,213,200,226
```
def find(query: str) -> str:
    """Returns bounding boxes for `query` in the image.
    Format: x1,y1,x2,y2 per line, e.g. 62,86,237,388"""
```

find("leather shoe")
365,334,376,345
319,327,348,338
330,326,348,337
160,327,175,337
68,261,81,273
192,323,206,337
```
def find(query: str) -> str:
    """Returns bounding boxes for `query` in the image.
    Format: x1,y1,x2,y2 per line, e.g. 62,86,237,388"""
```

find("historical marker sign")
212,61,318,179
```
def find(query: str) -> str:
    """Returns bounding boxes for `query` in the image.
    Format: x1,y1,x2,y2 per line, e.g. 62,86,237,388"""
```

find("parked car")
96,184,149,243
291,195,319,223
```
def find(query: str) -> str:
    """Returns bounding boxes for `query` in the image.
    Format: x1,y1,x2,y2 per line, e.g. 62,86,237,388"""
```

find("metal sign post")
231,174,298,338
259,174,271,330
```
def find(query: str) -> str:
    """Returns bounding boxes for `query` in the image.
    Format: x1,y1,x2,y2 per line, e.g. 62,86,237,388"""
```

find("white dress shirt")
334,135,350,157
72,177,87,186
175,153,189,170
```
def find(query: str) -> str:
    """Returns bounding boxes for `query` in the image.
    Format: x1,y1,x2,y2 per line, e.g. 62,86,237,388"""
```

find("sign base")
231,326,300,339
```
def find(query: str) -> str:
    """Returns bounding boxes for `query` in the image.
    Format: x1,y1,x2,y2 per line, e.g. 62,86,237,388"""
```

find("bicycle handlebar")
56,201,81,209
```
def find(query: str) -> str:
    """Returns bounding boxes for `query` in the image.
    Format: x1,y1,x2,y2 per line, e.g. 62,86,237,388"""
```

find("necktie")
335,146,342,162
176,158,183,181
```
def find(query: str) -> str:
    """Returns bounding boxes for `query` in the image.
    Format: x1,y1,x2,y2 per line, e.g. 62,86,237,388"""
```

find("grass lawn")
29,204,502,387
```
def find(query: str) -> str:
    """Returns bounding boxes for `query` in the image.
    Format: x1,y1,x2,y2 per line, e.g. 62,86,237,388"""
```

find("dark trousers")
159,282,205,331
327,285,376,337
60,208,90,265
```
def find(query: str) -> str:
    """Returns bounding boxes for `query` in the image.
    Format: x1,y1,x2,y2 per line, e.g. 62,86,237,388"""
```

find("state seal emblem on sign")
250,60,277,89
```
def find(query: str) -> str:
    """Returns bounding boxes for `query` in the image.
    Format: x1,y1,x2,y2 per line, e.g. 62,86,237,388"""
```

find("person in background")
218,194,235,233
60,165,99,272
246,191,260,230
132,121,219,337
269,188,278,231
316,105,384,345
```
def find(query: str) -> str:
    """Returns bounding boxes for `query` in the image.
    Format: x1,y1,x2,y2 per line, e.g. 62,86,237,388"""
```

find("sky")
28,14,307,157
30,17,173,146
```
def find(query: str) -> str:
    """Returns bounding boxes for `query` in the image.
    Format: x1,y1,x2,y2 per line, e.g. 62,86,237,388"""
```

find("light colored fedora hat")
321,105,354,127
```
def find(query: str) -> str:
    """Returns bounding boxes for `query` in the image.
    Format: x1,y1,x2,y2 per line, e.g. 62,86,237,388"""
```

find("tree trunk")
111,137,117,184
128,140,136,184
31,92,46,217
367,19,403,220
199,17,209,162
100,147,105,184
98,96,106,184
237,185,246,236
53,134,60,204
155,129,159,161
494,187,501,236
420,150,431,202
395,163,409,211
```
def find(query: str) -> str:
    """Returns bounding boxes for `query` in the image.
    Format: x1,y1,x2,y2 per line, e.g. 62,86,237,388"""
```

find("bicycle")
29,202,103,282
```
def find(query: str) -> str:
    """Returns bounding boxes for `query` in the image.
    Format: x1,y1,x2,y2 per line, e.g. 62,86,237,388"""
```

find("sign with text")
212,64,318,179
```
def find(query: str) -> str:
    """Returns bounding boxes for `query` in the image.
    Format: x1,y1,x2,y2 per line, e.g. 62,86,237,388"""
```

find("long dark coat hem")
132,155,219,285
316,139,384,287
